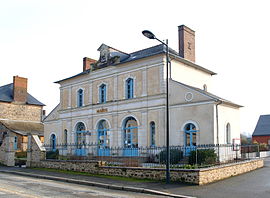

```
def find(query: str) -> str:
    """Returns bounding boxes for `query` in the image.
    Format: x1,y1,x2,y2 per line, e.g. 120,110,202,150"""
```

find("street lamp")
142,30,170,184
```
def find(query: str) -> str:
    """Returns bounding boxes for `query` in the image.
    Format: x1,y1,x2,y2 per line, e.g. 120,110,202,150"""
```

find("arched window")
123,117,138,148
150,121,156,146
226,123,231,144
14,136,18,150
76,122,86,147
99,84,106,103
77,89,84,107
50,134,56,151
97,120,109,147
184,123,198,147
126,78,134,99
64,129,68,146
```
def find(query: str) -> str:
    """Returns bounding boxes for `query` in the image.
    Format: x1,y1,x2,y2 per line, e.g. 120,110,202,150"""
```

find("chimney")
83,57,96,71
178,25,196,62
13,76,28,104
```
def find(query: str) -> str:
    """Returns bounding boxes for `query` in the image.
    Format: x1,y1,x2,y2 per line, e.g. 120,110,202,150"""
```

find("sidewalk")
0,166,195,198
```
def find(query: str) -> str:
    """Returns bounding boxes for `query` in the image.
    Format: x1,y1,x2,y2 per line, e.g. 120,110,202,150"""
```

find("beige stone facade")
44,26,242,161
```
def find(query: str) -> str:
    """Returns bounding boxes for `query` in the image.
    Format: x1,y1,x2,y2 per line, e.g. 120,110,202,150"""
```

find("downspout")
216,100,222,163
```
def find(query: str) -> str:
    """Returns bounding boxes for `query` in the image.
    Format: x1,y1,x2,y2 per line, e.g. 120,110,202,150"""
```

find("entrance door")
76,122,86,156
123,117,138,156
184,123,198,155
97,120,110,156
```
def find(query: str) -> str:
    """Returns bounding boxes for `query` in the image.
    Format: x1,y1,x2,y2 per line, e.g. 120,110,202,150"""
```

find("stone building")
0,76,45,153
44,25,242,157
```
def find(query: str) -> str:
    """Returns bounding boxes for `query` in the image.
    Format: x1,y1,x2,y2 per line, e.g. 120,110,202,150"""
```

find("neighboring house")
44,25,242,157
0,76,45,152
252,115,270,145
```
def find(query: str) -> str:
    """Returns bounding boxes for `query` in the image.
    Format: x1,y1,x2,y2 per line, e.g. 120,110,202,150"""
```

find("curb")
0,170,195,198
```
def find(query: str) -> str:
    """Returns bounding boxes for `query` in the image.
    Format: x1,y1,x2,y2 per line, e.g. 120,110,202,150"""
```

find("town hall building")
44,25,242,157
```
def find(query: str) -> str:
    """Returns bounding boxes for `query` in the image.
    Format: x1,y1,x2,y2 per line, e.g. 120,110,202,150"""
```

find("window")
184,123,198,147
226,123,231,144
64,129,68,147
14,136,18,150
50,134,56,151
126,78,134,99
150,122,156,146
77,89,83,107
99,84,106,103
97,120,109,147
76,122,86,147
123,117,138,148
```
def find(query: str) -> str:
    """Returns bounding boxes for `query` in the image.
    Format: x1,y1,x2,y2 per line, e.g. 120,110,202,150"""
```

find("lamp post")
142,30,170,184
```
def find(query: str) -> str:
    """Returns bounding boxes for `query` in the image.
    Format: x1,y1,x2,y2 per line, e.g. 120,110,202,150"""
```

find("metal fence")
43,143,266,168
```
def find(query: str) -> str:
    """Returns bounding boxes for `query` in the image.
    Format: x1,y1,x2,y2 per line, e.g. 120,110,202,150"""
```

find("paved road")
159,158,270,198
0,173,168,198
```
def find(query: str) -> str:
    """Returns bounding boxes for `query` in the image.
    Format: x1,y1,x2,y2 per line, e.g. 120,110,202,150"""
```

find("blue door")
76,122,86,156
184,123,198,156
97,120,110,156
123,117,138,156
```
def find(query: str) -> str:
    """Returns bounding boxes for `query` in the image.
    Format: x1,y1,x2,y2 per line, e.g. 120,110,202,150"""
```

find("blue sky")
1,0,270,135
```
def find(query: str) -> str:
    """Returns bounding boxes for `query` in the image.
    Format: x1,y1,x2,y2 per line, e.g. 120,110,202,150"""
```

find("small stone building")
0,76,44,165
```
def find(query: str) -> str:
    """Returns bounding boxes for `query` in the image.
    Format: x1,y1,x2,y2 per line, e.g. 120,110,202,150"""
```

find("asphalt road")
165,158,270,198
0,173,168,198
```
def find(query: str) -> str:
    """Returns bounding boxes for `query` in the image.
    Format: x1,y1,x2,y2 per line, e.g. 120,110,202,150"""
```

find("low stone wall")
29,158,263,185
198,159,264,185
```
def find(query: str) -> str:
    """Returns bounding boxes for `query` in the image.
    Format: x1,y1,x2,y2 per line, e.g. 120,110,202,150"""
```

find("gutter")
216,100,222,162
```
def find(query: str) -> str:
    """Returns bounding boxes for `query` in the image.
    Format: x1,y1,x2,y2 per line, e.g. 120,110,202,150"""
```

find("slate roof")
55,44,216,83
172,79,243,108
252,115,270,136
0,83,44,106
0,120,44,136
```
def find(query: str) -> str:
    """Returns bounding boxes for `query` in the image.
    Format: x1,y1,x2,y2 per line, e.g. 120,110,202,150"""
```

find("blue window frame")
77,89,83,107
76,122,86,156
150,121,156,146
14,136,18,150
97,120,111,156
123,117,138,148
126,78,134,99
99,84,106,103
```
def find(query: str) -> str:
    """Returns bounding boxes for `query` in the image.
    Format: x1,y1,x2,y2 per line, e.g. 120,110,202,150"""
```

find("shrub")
46,150,59,159
15,151,27,159
159,149,183,164
189,149,217,165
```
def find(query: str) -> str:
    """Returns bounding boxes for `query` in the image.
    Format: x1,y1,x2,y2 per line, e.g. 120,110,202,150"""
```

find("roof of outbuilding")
0,120,44,136
252,115,270,136
55,44,216,83
0,83,44,106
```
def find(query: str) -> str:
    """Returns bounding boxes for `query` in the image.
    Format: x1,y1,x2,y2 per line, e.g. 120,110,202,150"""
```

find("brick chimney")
13,76,28,104
83,57,96,71
178,25,196,62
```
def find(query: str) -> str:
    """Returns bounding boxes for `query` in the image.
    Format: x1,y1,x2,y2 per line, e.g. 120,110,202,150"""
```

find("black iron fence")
43,143,267,168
